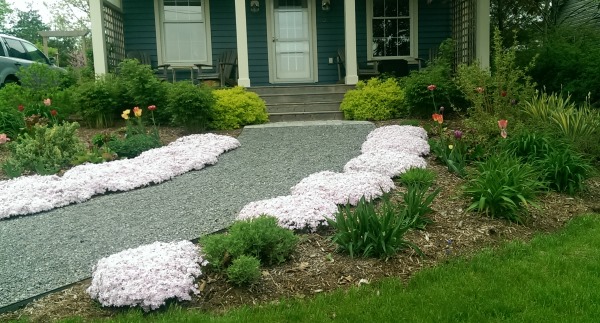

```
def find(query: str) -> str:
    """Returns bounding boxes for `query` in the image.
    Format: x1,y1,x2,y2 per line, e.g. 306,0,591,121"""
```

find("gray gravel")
0,121,374,308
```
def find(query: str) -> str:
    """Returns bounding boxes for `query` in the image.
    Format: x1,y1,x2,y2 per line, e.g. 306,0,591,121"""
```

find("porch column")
476,0,490,69
344,0,359,84
90,0,108,75
234,0,251,87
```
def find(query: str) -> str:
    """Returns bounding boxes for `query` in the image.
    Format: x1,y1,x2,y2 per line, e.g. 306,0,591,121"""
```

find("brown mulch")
0,120,598,322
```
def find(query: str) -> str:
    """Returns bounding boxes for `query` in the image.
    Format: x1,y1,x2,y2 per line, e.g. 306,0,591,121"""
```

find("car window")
0,39,6,57
22,41,48,64
4,38,28,60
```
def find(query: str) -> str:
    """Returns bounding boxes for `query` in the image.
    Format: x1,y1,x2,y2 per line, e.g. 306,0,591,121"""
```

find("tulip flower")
121,109,131,120
0,133,9,144
427,84,436,91
476,87,484,94
432,113,443,124
133,106,142,117
18,105,24,112
43,98,52,106
501,90,507,97
148,105,157,111
498,119,508,138
454,130,463,140
50,110,58,116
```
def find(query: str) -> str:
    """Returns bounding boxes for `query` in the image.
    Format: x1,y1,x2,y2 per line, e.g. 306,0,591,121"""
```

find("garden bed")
1,120,598,322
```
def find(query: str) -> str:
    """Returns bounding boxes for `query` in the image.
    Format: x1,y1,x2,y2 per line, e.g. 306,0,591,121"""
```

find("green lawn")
63,214,600,323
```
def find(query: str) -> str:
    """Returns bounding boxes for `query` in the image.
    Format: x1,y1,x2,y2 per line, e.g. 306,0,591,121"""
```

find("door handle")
272,37,278,42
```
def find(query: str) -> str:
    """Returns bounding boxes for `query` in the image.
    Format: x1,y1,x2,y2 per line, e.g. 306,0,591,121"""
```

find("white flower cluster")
344,150,427,178
86,241,206,311
361,125,430,156
290,171,395,206
0,134,240,220
237,194,338,232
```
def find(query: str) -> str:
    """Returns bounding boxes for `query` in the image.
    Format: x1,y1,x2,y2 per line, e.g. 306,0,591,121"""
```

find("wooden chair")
195,49,238,87
125,51,170,81
337,48,380,82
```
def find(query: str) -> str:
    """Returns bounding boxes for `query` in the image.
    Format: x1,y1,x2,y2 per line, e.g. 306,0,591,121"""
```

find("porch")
90,0,489,87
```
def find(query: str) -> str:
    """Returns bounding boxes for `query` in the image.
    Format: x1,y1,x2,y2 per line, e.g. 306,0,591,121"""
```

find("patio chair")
125,51,170,81
195,49,238,87
337,48,380,82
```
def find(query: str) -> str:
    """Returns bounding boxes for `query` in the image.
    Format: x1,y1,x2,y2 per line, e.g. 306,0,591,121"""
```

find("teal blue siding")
121,0,451,84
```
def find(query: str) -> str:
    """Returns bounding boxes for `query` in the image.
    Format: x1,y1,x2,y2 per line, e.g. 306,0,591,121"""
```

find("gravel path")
0,121,374,309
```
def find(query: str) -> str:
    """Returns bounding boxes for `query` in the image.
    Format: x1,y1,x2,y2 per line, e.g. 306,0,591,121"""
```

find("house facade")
90,0,489,87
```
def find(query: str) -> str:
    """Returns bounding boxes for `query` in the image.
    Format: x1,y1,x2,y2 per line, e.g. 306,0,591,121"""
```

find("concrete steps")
249,85,354,122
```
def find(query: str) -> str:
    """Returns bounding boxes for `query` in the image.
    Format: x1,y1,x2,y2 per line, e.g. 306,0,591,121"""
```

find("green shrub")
117,59,170,124
502,131,555,162
328,195,421,258
0,83,35,109
226,255,262,286
340,78,405,120
210,86,268,130
400,168,436,188
4,122,86,176
401,40,466,117
167,81,215,132
402,184,440,230
107,134,161,159
200,215,298,270
74,75,124,128
227,215,298,266
464,153,545,223
16,63,66,96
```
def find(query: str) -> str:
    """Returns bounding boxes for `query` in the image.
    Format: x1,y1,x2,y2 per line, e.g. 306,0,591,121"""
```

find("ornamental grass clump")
400,167,436,189
328,194,422,259
402,184,440,230
290,170,395,205
86,241,205,312
464,153,545,223
237,194,338,232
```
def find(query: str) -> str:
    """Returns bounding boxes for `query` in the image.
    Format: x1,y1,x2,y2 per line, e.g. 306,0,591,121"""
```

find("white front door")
268,0,316,83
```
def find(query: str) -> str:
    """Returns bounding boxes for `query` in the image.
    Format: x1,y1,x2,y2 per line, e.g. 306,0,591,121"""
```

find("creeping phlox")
290,171,395,206
366,125,428,141
0,134,241,219
361,126,430,156
344,150,427,178
86,241,206,311
237,194,338,232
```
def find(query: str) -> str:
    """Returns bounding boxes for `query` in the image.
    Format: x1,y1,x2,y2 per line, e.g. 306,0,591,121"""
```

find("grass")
56,214,600,323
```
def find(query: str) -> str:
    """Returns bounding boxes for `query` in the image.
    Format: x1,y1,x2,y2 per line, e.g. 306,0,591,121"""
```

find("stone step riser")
266,102,341,113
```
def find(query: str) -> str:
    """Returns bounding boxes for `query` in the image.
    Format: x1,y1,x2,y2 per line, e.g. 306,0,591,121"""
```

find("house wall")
561,0,600,27
120,0,451,85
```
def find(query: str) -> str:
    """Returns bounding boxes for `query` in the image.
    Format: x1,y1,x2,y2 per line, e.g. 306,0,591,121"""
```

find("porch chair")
337,48,379,82
125,51,170,81
195,49,238,87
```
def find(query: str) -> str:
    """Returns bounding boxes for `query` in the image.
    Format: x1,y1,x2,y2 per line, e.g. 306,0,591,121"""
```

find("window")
22,41,49,64
368,0,418,59
4,38,28,60
157,0,211,65
0,40,6,57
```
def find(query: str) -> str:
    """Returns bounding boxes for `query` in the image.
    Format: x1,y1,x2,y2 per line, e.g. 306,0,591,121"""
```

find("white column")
344,0,358,84
234,0,251,87
90,0,108,75
476,0,490,69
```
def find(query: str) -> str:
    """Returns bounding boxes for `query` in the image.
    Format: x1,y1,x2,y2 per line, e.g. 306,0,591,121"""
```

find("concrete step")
269,111,345,122
266,102,341,114
250,84,354,96
260,92,346,105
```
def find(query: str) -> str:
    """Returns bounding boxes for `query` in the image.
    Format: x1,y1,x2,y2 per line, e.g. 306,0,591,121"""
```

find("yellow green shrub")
210,87,269,130
340,78,405,121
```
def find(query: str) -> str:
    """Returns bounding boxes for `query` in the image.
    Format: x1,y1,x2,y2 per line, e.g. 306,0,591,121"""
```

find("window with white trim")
158,0,211,65
368,0,417,59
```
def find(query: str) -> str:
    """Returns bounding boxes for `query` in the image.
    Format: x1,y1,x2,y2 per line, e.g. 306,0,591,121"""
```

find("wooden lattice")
103,2,125,72
452,0,476,67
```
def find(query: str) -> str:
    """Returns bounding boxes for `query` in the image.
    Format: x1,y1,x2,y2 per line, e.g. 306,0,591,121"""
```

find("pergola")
38,30,90,66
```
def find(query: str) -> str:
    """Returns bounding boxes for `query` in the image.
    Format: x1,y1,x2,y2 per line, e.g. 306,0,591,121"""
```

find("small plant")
539,148,592,195
3,122,86,176
464,153,545,223
502,131,555,162
402,184,440,230
400,168,436,188
328,195,422,259
74,75,124,128
107,134,161,159
167,81,215,132
340,78,405,120
0,109,25,139
200,215,298,271
226,255,262,286
210,87,268,130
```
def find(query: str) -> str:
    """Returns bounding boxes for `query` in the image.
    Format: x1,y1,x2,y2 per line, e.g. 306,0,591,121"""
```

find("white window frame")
366,0,418,62
154,0,212,66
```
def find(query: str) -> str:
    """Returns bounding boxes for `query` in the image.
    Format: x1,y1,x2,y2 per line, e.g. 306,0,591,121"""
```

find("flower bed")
0,134,240,219
344,150,427,178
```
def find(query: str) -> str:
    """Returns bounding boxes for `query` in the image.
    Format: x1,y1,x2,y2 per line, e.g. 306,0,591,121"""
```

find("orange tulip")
432,113,444,124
